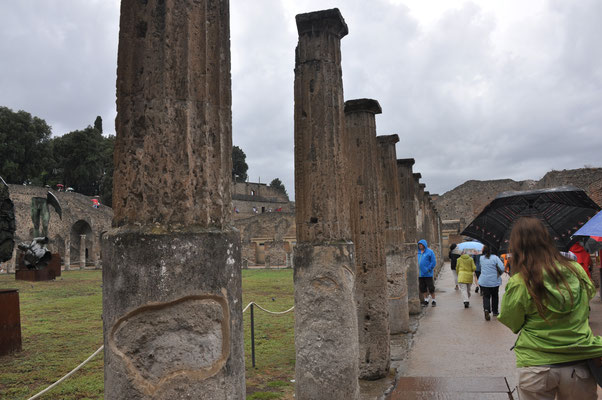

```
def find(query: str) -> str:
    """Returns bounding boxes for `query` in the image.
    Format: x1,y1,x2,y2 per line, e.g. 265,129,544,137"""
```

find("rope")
242,301,294,315
27,345,104,400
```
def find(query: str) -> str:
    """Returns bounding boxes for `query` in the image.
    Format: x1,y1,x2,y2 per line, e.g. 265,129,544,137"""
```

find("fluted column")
397,159,420,314
376,135,409,334
345,99,390,380
293,8,359,400
102,1,244,398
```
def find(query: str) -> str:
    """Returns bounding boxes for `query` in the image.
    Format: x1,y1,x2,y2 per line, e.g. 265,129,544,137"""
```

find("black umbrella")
461,186,601,253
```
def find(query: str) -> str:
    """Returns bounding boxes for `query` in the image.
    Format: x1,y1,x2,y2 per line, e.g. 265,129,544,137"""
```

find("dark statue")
0,176,16,263
18,237,51,270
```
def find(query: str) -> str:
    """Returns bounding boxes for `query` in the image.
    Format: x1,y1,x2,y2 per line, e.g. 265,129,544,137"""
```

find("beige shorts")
518,363,597,400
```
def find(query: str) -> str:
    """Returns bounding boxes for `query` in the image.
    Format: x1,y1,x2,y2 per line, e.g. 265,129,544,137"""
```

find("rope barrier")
243,301,294,315
27,345,104,400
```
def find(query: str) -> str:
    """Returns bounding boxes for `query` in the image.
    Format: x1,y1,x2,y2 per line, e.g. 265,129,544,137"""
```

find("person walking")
455,251,476,308
418,239,437,307
478,245,504,321
472,252,482,295
498,217,602,400
449,244,460,290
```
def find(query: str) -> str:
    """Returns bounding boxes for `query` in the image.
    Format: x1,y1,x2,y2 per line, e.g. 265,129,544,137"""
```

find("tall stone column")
344,99,390,380
293,9,359,400
64,238,70,271
376,135,409,334
79,234,86,270
397,159,420,314
9,246,16,273
102,1,244,399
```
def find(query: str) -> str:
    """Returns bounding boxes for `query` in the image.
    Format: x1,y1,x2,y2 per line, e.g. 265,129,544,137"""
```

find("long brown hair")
508,217,583,319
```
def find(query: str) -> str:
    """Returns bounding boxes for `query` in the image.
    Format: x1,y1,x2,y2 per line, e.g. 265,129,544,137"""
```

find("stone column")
344,99,390,380
79,234,86,270
397,159,420,314
64,238,70,271
93,233,101,269
9,246,16,273
293,9,359,400
102,1,244,398
376,135,409,334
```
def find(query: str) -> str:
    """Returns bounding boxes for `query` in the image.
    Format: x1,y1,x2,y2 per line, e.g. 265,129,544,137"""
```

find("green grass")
0,268,295,399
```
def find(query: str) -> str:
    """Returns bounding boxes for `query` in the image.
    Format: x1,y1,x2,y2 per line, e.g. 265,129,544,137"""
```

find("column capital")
376,134,399,145
413,173,421,182
397,158,415,167
344,98,382,115
419,183,426,190
296,8,348,39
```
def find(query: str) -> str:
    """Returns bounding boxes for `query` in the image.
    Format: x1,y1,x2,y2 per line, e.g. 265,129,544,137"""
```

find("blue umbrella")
573,210,602,237
453,241,484,255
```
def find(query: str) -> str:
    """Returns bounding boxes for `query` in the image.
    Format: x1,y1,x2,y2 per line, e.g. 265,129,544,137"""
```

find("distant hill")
434,168,602,228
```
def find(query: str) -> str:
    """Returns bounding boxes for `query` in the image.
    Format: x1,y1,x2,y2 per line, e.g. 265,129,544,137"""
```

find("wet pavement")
360,263,602,399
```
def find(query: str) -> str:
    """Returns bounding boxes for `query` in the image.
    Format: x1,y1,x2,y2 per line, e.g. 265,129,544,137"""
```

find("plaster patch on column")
109,294,230,395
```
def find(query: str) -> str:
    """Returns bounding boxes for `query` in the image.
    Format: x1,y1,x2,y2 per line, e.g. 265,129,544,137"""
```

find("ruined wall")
234,212,295,265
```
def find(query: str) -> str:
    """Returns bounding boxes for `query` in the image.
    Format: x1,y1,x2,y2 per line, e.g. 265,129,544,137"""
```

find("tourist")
570,242,593,278
455,251,476,308
498,217,602,400
478,245,504,321
418,239,437,307
448,244,460,290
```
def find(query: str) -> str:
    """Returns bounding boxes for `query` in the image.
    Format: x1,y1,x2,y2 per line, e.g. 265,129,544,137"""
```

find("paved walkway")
386,263,602,399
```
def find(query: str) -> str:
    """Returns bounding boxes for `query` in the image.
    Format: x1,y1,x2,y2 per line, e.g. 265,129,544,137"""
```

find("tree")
269,178,288,197
232,145,248,182
94,116,103,134
0,106,52,184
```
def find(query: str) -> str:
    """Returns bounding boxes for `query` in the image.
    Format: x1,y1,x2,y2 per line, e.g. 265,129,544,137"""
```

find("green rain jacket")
498,261,602,367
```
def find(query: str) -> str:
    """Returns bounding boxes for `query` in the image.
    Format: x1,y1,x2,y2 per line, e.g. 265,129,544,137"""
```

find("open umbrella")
461,186,600,253
452,241,484,255
573,210,602,252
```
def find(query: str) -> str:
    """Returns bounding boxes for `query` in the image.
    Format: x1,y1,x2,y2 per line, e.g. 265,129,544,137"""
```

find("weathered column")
64,238,70,271
79,234,86,270
9,246,16,273
397,159,420,314
102,1,244,399
293,9,359,400
344,99,390,380
94,233,101,269
376,135,409,334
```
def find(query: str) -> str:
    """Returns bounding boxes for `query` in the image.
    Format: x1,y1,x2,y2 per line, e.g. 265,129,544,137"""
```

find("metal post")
251,303,256,368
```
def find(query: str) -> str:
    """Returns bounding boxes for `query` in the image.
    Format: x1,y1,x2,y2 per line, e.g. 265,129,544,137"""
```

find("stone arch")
71,220,93,267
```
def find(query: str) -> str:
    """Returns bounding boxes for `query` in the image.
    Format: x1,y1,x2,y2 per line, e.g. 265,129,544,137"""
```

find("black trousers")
481,286,500,313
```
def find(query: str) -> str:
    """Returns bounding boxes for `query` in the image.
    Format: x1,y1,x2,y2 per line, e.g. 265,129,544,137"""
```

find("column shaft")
103,1,244,398
345,99,390,380
79,234,86,270
293,9,359,400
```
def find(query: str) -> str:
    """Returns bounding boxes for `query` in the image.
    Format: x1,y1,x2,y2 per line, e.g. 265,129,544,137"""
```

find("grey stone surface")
102,230,244,399
294,243,359,400
345,99,390,380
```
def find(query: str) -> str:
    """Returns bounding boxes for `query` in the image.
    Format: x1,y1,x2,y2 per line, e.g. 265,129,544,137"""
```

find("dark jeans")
481,286,500,313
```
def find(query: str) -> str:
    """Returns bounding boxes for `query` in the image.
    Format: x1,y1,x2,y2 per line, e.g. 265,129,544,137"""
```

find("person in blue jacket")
418,239,437,307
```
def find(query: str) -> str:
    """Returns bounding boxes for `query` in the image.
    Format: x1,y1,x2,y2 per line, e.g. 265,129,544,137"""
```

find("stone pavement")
360,262,602,399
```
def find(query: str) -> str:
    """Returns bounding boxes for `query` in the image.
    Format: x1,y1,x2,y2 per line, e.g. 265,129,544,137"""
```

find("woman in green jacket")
455,252,476,308
498,217,602,400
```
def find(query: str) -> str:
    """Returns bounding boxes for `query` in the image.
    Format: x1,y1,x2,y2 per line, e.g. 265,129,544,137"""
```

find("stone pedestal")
0,289,22,356
79,234,86,270
294,243,358,400
294,8,359,400
102,230,243,399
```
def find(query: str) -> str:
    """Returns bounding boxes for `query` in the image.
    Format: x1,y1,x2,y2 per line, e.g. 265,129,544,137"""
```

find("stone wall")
232,181,294,219
233,212,295,265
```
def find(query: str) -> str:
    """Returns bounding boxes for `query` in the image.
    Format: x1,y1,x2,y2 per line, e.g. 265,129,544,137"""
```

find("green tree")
232,145,248,182
0,106,52,184
94,116,103,134
269,178,288,197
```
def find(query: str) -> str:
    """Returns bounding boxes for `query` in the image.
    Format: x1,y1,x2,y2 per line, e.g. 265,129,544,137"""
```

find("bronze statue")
31,192,62,237
18,237,51,270
0,176,16,262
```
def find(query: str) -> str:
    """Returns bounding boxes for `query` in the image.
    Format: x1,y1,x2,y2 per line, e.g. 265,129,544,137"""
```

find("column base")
102,228,244,400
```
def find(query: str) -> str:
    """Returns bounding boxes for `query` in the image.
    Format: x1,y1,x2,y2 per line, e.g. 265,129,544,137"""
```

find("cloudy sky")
1,0,601,197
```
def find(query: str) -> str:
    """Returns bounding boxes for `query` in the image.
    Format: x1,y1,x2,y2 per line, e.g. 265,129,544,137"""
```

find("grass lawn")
0,268,295,400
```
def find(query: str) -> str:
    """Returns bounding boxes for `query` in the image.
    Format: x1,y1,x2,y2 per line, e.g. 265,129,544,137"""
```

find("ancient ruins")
292,8,360,400
102,1,244,398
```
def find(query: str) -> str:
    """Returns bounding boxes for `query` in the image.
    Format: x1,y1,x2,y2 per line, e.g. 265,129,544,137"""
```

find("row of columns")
292,8,442,399
101,3,442,399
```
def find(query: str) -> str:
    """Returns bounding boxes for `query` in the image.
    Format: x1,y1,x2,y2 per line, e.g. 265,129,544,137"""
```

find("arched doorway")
70,220,93,267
